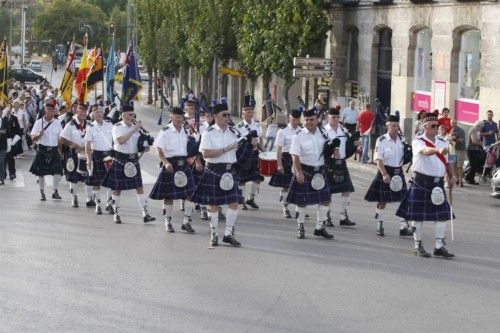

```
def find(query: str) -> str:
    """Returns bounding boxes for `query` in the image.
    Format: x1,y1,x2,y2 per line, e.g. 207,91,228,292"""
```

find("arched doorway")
376,28,392,111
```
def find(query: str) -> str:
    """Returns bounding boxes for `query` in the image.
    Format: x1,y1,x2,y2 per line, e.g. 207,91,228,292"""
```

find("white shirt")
199,121,210,136
375,133,405,168
112,120,140,154
30,117,62,147
199,124,239,164
155,124,188,158
13,108,28,129
60,117,88,149
341,107,358,124
265,123,278,138
236,119,262,138
290,126,326,167
85,120,113,152
324,123,348,159
411,134,448,177
275,123,302,153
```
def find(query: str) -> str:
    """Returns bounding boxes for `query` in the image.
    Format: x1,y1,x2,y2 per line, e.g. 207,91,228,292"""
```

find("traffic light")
109,22,115,35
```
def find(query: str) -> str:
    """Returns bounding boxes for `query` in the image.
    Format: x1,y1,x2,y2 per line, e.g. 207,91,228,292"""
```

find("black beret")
424,111,439,123
213,103,228,114
171,107,184,115
387,115,399,122
290,109,302,119
328,107,340,116
122,104,134,112
302,109,317,118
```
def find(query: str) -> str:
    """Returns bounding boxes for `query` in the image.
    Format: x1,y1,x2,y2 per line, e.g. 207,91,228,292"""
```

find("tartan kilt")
101,158,143,191
190,165,243,206
326,159,355,194
285,165,331,207
29,146,63,176
269,152,293,188
85,150,111,187
396,172,454,222
364,166,407,203
65,150,87,183
149,160,196,200
238,149,264,184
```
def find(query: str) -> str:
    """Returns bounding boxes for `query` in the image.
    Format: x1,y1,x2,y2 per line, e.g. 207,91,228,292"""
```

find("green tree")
238,0,330,113
33,0,109,49
85,0,127,16
109,6,127,52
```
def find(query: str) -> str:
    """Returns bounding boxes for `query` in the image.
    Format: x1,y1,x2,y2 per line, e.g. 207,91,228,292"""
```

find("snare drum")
259,151,277,176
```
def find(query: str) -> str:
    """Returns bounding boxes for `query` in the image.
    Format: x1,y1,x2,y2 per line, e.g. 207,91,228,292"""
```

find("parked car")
491,169,500,199
29,60,43,72
9,67,46,84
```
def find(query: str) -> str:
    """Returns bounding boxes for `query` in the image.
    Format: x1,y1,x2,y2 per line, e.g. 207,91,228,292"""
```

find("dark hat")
302,109,317,118
290,109,302,119
424,111,439,123
242,103,254,111
213,103,228,114
387,114,400,122
171,106,184,115
327,107,340,116
122,104,134,112
45,98,57,108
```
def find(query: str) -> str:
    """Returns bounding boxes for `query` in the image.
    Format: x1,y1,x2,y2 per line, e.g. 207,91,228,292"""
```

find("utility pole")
20,5,26,65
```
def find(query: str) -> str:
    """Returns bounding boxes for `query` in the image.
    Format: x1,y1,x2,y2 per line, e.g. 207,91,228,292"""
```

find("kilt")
101,153,143,191
396,172,454,222
65,150,86,183
269,152,293,188
326,159,355,194
149,157,196,200
364,165,407,203
29,145,63,176
238,149,264,184
190,163,243,206
285,164,331,207
85,150,111,187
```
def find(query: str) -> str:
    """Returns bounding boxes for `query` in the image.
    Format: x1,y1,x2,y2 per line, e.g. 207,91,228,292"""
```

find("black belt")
414,172,443,186
206,162,233,172
113,151,138,161
37,144,57,152
167,156,188,167
93,150,110,157
300,163,324,173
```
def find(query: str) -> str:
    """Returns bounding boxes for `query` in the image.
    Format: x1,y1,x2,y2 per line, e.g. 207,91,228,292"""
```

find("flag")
59,41,75,105
105,36,116,105
75,34,89,104
0,39,9,106
121,42,142,109
87,48,103,90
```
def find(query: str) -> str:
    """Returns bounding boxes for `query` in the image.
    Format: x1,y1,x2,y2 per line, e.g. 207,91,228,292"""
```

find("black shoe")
95,206,102,215
434,246,455,258
105,204,115,214
9,174,16,180
72,197,79,208
377,226,385,237
399,227,413,237
52,191,62,200
40,191,47,201
325,215,334,227
218,209,226,221
114,214,121,224
143,213,156,223
297,223,305,239
0,180,4,185
165,222,175,233
314,227,334,239
194,204,201,211
413,245,431,258
210,233,218,246
200,209,209,220
181,222,195,233
222,234,241,247
241,203,248,210
283,208,291,218
245,198,259,209
86,199,96,207
339,217,356,226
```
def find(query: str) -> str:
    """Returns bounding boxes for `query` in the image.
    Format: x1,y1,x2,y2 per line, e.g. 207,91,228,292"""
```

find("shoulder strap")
419,137,447,167
317,125,329,141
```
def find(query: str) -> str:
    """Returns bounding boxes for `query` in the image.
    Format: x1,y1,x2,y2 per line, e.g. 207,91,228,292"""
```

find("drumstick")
449,184,454,241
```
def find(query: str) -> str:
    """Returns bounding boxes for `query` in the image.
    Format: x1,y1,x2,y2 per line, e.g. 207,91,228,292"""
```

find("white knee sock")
225,208,238,236
94,188,101,205
316,205,328,229
210,210,219,230
375,208,383,221
183,201,194,224
434,221,447,249
163,203,173,223
413,221,423,249
53,175,61,190
296,206,305,225
250,182,259,196
340,196,349,219
69,183,77,197
38,176,45,191
400,218,408,230
112,194,120,213
241,184,247,200
85,185,93,202
136,193,147,216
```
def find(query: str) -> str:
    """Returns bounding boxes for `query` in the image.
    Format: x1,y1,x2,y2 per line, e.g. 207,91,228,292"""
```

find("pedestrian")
0,114,8,185
340,99,358,134
364,115,413,237
191,103,250,247
29,99,63,200
236,103,263,210
414,110,427,136
324,107,356,227
285,108,333,240
438,107,452,135
268,109,302,218
370,100,388,163
3,104,22,181
450,119,466,187
480,110,498,174
396,111,456,258
84,105,114,215
101,104,156,224
264,117,278,151
149,107,199,234
356,103,374,164
464,120,485,185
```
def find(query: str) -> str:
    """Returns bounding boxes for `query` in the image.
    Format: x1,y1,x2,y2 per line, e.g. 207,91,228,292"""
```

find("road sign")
293,57,336,67
293,68,335,78
217,66,243,77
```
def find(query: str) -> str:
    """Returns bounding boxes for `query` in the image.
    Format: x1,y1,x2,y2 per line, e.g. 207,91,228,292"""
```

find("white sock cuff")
226,208,237,228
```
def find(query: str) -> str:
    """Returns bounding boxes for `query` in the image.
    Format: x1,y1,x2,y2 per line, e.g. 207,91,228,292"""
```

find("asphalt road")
1,63,500,332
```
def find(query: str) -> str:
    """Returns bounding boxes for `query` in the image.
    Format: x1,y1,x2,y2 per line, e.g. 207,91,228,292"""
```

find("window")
414,28,432,92
378,29,392,72
346,28,359,81
458,30,480,100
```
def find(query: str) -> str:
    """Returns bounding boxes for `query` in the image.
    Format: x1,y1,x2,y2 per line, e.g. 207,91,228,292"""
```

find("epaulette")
115,122,122,127
377,136,386,142
104,118,111,123
236,122,244,128
207,126,215,132
162,125,170,131
254,119,260,123
88,123,94,127
437,137,446,142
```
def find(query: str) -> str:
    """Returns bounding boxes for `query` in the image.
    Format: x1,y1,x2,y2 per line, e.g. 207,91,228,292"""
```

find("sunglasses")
429,124,439,129
330,115,340,118
221,113,231,118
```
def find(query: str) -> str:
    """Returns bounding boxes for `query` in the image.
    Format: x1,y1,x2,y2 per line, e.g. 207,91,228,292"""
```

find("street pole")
8,0,12,58
20,5,26,66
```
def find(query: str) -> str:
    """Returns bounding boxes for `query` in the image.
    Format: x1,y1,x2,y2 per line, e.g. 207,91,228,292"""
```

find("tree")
238,0,330,113
85,0,127,16
109,6,127,52
33,0,109,49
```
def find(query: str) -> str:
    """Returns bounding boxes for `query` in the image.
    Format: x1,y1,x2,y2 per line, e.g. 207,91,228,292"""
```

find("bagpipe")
399,133,413,166
229,127,258,171
134,119,154,153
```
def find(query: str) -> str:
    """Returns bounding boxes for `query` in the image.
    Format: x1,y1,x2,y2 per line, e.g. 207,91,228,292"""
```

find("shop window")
414,28,432,92
346,28,359,81
458,30,480,100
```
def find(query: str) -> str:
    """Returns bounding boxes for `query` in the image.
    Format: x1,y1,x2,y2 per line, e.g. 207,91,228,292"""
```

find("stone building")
324,0,500,134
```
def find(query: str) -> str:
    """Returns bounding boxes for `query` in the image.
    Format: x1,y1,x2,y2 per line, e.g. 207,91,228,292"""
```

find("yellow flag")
59,41,75,104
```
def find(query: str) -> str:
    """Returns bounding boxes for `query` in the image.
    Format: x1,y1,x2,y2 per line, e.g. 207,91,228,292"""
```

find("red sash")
419,138,448,167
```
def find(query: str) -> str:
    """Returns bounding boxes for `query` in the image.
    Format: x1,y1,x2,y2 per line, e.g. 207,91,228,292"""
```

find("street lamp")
1,0,14,54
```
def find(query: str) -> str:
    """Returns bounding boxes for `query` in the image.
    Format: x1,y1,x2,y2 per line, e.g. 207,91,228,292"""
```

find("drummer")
269,109,302,218
364,115,413,237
